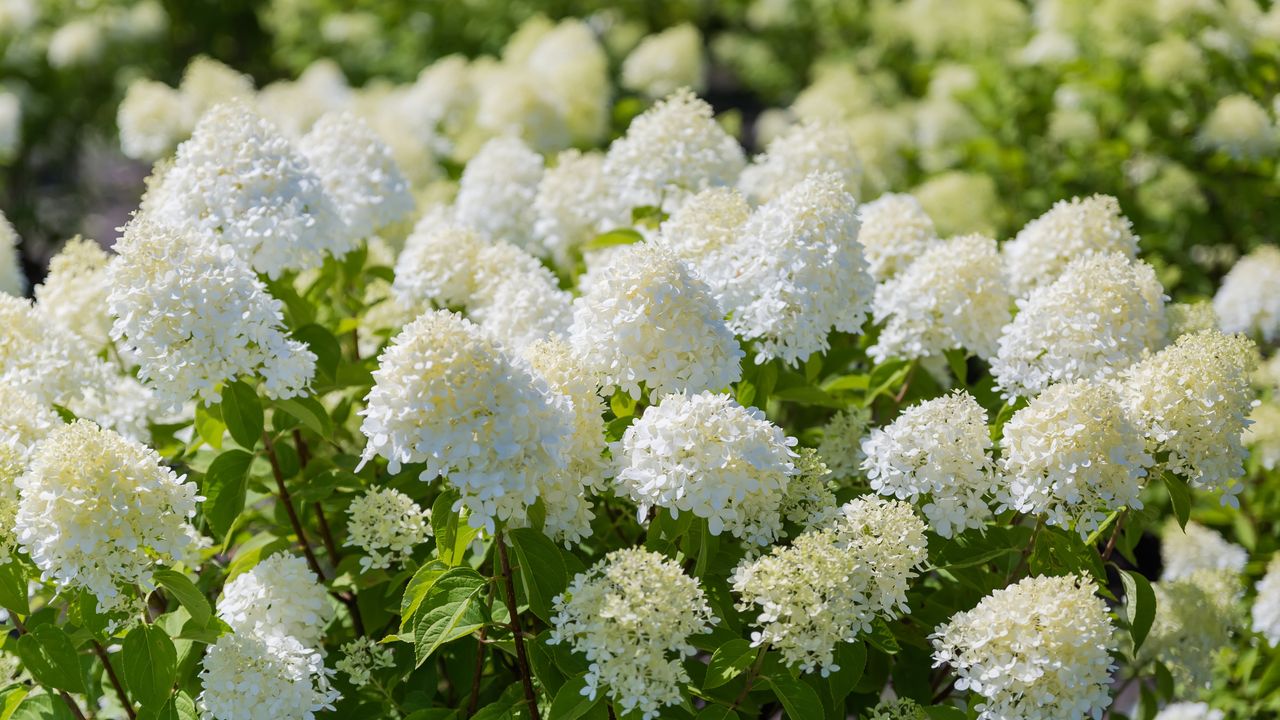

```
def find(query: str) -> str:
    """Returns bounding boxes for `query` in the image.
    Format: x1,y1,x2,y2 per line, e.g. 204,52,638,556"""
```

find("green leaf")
1259,651,1280,698
925,707,968,720
695,708,739,720
1120,570,1156,652
548,672,607,720
272,396,332,437
201,450,253,541
943,349,968,387
826,641,866,707
220,380,263,449
762,674,824,719
703,639,756,689
193,404,225,450
772,386,844,408
0,562,28,616
0,685,29,720
122,625,177,709
10,693,74,720
413,567,487,666
401,561,450,633
583,228,643,251
1161,473,1192,530
17,625,85,693
508,529,567,624
293,325,341,384
864,618,900,655
431,491,479,567
153,569,212,628
609,390,637,419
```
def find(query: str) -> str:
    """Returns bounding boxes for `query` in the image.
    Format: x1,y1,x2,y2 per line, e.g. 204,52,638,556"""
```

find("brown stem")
1101,510,1128,562
93,641,137,719
263,432,326,581
1005,519,1044,584
466,625,488,717
10,616,86,720
495,532,542,720
730,644,770,711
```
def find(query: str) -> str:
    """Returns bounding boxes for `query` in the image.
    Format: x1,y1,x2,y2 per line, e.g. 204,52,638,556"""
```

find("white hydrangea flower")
198,631,340,720
1252,554,1280,646
614,391,797,545
1002,194,1139,296
654,186,750,277
817,406,872,480
392,219,484,310
335,637,395,688
1197,94,1277,160
179,56,254,120
33,236,113,348
1141,569,1241,690
0,445,23,564
548,548,716,720
1119,330,1255,501
117,79,192,160
620,24,706,99
717,172,874,366
568,242,742,399
862,391,998,537
931,574,1116,720
518,19,611,147
869,234,1011,363
256,59,351,139
298,112,414,240
357,310,572,535
109,218,317,407
1166,300,1219,339
143,101,350,278
912,171,999,238
0,210,24,296
345,487,431,572
779,448,838,528
519,337,609,545
1246,400,1280,471
737,120,862,203
466,61,569,157
47,18,104,69
468,242,573,352
732,496,928,675
218,553,333,648
855,193,939,281
1160,519,1248,582
603,88,745,213
1214,245,1280,342
998,379,1153,537
0,385,60,457
1154,703,1225,720
533,149,616,265
15,420,199,614
992,252,1167,399
453,136,544,251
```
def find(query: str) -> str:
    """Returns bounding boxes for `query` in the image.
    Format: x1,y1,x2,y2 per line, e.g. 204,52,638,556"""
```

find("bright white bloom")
1003,194,1139,296
779,448,837,528
0,385,60,457
335,637,395,688
1160,519,1248,582
1167,301,1219,339
468,242,573,352
15,420,198,614
256,60,352,140
817,406,872,480
519,337,609,545
718,172,874,366
603,89,745,213
870,234,1011,363
346,488,430,572
218,553,333,648
0,210,23,296
1252,555,1280,646
1214,245,1280,341
533,150,615,264
998,379,1153,537
298,112,414,239
392,220,484,310
855,193,938,281
1119,330,1255,501
1246,401,1280,471
912,171,999,238
34,236,113,347
466,61,568,156
732,496,927,675
548,548,716,720
47,18,104,69
0,445,22,564
357,310,571,535
198,631,339,720
1142,570,1241,689
453,136,544,250
518,19,611,146
1197,94,1277,160
117,79,192,160
738,121,862,203
1154,703,1225,720
179,56,254,120
144,102,349,278
992,252,1166,399
862,391,998,537
621,24,706,98
0,89,20,163
654,186,750,275
569,242,742,399
614,391,797,545
931,574,1116,720
109,218,316,407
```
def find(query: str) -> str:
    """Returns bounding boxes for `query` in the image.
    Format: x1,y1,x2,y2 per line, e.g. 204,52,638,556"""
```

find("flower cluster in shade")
548,548,716,720
345,487,431,572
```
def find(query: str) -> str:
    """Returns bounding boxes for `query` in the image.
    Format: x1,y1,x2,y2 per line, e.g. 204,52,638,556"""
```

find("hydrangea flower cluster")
1141,570,1242,690
297,111,414,239
32,236,114,348
1159,519,1248,581
614,391,798,545
548,548,716,720
931,574,1116,720
620,24,705,99
992,252,1166,399
0,210,23,297
452,136,544,250
731,497,927,675
15,420,199,614
862,391,998,537
654,186,749,272
1002,194,1138,295
1252,555,1280,646
198,631,340,720
854,193,939,281
738,120,862,202
1214,245,1280,342
345,487,431,572
217,553,334,648
817,406,872,479
335,637,396,688
532,149,614,265
999,379,1153,536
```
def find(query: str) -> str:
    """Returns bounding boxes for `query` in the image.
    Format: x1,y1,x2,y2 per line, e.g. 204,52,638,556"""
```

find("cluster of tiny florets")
198,631,339,720
218,553,334,648
335,637,396,688
1251,554,1280,646
855,193,939,281
1159,519,1248,581
297,111,414,239
1002,194,1138,295
1214,245,1280,342
817,406,873,480
738,120,862,203
345,487,431,572
1141,569,1242,690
